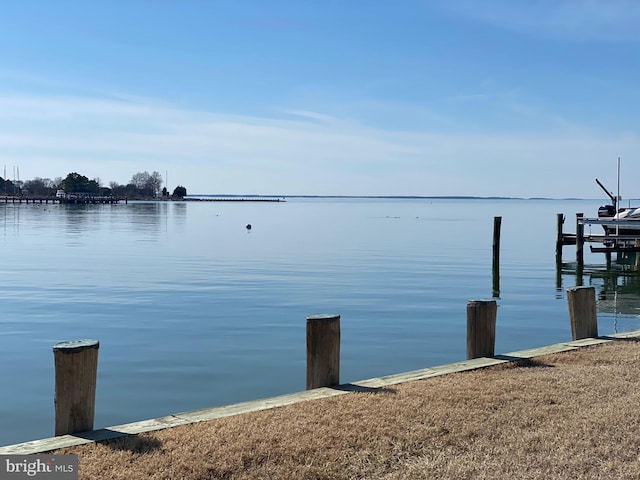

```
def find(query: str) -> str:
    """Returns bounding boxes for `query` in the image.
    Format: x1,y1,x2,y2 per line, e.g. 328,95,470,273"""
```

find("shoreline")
2,329,638,455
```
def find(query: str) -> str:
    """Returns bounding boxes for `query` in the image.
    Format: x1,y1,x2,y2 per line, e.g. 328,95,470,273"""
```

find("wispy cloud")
0,92,636,196
446,85,522,103
433,0,640,42
283,110,337,123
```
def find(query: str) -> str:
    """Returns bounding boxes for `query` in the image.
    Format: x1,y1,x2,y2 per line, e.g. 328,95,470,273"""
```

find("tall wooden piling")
466,300,497,359
492,216,501,271
306,314,340,389
566,286,598,340
492,216,501,297
576,213,584,269
555,213,564,264
53,339,99,436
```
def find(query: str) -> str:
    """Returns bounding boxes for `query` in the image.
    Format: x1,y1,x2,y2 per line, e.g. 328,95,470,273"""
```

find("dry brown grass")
55,340,640,479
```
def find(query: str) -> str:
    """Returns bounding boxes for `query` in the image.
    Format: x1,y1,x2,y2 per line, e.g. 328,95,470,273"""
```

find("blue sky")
0,0,638,197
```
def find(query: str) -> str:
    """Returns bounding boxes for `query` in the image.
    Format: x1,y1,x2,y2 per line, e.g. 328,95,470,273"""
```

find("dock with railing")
556,212,640,268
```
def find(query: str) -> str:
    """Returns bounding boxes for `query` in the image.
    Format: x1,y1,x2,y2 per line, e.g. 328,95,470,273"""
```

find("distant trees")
109,171,164,198
60,172,100,194
0,177,17,195
24,177,56,196
172,186,187,198
0,169,185,200
1,176,55,195
109,182,141,198
130,171,163,197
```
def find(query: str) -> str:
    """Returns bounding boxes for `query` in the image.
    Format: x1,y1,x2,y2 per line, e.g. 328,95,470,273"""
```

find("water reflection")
173,202,187,229
62,204,96,237
492,265,500,298
126,202,165,230
59,202,182,238
558,258,640,331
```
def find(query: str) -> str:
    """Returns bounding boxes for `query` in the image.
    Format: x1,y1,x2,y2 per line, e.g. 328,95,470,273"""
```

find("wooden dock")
1,196,63,204
556,213,640,268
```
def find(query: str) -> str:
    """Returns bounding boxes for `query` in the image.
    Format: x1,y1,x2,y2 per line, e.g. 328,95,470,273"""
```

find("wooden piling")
466,300,497,359
492,216,501,271
566,286,598,341
53,339,100,436
576,213,584,268
492,216,501,297
306,314,340,389
555,213,564,264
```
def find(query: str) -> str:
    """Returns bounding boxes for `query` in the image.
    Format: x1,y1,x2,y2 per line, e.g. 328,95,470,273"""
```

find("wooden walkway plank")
170,388,349,424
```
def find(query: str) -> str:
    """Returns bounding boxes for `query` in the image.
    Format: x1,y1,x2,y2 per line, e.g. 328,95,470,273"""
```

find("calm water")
1,197,639,446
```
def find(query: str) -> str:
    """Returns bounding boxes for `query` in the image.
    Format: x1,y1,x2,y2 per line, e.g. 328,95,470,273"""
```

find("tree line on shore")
0,171,187,199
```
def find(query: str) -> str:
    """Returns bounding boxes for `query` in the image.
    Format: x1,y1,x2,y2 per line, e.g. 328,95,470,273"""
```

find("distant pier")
0,195,124,205
184,197,285,202
1,195,285,204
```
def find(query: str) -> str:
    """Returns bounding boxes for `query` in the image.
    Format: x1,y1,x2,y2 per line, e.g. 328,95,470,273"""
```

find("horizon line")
187,194,598,201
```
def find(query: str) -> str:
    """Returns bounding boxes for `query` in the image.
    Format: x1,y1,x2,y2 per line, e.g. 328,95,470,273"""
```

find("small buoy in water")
246,224,252,230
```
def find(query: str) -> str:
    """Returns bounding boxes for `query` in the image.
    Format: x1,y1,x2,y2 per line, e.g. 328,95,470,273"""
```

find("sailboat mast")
617,156,620,210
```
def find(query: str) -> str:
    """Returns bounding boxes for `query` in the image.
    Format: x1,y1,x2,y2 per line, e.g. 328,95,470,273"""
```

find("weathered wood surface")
4,329,639,456
466,300,497,359
567,286,598,340
53,339,100,436
576,213,585,268
306,314,340,389
492,216,502,272
609,329,640,339
492,217,502,297
356,357,509,388
556,213,565,262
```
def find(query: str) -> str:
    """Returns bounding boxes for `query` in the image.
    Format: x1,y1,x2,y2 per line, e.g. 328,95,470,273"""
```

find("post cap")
467,299,497,306
53,339,100,353
306,314,340,321
566,286,595,293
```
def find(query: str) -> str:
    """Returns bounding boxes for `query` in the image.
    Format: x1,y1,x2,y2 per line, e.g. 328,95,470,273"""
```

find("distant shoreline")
187,194,591,201
183,197,283,202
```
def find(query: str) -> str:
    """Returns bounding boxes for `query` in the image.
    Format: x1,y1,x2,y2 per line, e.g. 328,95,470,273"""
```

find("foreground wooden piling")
566,286,598,340
306,314,340,389
466,300,497,359
53,339,99,436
